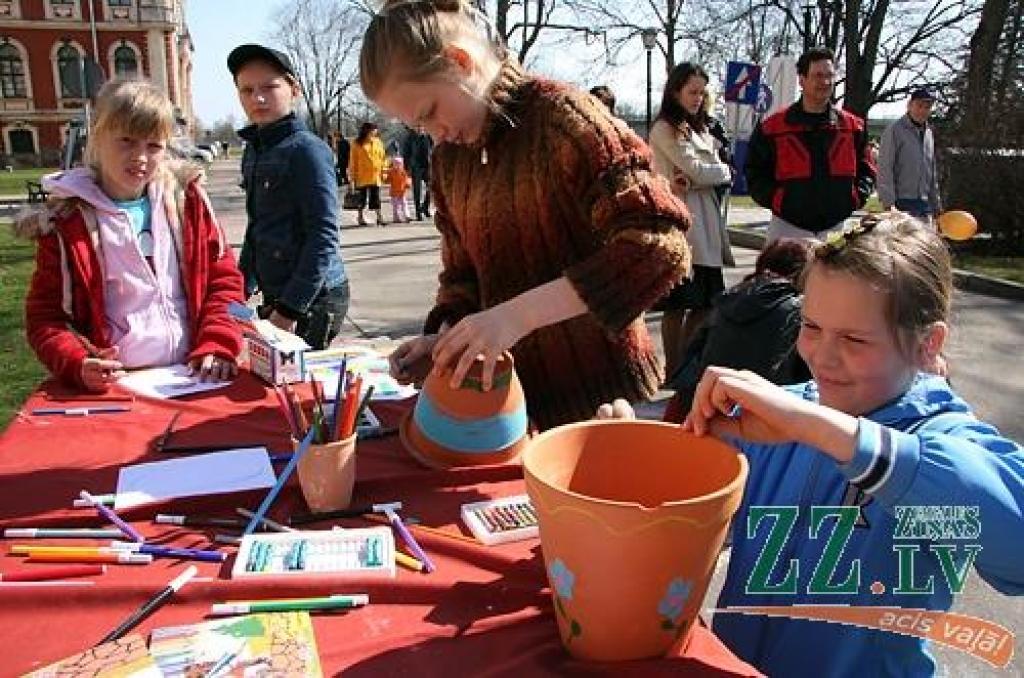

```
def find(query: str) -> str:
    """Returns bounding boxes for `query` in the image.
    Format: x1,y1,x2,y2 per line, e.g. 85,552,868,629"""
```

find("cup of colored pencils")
273,370,373,512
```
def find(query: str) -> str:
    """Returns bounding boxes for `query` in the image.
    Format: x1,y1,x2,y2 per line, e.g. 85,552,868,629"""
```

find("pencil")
363,514,480,545
349,385,375,439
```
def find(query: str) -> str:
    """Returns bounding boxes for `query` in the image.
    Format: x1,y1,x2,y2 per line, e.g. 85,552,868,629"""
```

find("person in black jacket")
745,47,875,241
401,126,433,221
663,238,812,421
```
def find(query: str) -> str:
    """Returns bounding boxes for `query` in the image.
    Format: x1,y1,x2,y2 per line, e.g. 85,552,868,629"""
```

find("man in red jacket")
745,47,876,241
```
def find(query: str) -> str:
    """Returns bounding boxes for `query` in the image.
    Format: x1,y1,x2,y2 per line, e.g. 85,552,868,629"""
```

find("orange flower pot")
523,419,748,661
400,353,528,469
295,433,357,513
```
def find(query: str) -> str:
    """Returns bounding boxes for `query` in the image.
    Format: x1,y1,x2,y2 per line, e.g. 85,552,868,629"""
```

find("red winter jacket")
745,102,876,233
21,169,244,389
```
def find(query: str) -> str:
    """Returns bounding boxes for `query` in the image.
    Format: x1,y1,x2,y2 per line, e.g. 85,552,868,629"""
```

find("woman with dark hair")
663,238,812,420
649,62,734,376
349,121,387,226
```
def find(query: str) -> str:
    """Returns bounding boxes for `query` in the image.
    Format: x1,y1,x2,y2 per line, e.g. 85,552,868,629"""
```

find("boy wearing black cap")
877,87,941,218
228,43,350,350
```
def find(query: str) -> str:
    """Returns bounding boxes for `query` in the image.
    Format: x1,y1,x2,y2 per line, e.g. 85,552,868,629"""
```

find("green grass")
0,168,58,196
0,223,45,429
954,255,1024,285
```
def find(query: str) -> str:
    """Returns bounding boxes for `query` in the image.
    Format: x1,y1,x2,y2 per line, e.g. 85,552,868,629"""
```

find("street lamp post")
641,28,658,139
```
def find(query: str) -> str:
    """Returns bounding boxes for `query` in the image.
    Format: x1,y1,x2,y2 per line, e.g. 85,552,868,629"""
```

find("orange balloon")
938,210,978,241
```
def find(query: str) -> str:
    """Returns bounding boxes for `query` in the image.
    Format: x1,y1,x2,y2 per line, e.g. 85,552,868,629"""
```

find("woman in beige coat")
649,62,733,376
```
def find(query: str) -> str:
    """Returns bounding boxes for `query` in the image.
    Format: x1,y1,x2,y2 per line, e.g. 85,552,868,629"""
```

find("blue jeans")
894,199,933,218
260,280,350,350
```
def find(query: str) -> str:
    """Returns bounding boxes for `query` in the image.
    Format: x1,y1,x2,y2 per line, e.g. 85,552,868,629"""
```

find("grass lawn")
0,223,45,429
954,255,1024,285
0,168,58,196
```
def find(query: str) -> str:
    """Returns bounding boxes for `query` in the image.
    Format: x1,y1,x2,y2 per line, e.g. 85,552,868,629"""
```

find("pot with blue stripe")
400,352,529,469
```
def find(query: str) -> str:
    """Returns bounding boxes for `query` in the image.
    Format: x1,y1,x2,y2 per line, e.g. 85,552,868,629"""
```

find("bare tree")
476,0,596,65
272,0,367,138
680,0,981,117
573,0,690,72
964,0,1012,128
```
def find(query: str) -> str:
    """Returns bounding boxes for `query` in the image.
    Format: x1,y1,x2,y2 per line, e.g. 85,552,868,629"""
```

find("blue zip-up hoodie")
238,114,346,317
714,374,1024,677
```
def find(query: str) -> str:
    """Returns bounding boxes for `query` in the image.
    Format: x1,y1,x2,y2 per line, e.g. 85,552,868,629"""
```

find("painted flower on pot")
549,558,582,643
550,558,575,600
658,577,693,636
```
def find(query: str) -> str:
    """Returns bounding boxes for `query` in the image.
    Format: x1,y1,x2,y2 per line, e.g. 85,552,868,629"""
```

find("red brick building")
0,0,193,166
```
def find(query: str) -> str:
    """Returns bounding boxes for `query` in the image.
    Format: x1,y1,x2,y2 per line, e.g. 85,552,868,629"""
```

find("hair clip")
821,215,886,254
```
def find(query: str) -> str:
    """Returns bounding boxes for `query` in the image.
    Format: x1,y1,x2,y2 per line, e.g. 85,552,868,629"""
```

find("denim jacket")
238,114,346,318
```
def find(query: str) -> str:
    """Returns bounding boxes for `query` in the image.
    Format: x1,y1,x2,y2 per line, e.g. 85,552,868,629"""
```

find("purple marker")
374,502,435,573
79,490,144,543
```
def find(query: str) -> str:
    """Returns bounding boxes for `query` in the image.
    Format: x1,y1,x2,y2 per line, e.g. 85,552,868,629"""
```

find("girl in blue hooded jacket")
602,213,1023,676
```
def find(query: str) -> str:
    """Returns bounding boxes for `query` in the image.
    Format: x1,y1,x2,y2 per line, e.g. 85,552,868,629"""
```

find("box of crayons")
460,495,539,545
231,527,396,579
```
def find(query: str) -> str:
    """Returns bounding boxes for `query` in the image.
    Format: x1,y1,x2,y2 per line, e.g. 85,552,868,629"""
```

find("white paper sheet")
117,364,233,399
114,447,276,510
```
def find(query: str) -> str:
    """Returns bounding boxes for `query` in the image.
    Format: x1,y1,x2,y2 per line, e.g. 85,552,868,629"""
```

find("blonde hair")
807,213,953,361
359,0,506,101
84,79,175,169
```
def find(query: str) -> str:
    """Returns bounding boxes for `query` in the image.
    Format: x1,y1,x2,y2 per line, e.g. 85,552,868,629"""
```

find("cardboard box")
244,321,310,385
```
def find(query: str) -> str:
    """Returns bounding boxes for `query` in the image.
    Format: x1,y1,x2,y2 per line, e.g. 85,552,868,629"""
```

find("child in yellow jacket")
388,156,413,224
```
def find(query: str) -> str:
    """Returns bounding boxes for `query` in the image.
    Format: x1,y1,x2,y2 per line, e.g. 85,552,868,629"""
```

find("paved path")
208,158,1022,675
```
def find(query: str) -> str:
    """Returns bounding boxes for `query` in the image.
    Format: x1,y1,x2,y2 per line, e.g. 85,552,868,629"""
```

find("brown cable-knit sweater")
424,61,692,430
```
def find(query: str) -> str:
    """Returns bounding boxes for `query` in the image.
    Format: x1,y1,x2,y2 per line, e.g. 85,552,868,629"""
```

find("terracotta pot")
400,353,528,469
523,419,748,662
295,433,357,513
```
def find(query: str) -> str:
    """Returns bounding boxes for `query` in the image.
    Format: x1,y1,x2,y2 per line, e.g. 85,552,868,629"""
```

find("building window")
0,2,23,20
57,43,84,98
8,128,34,153
48,0,78,19
113,44,138,77
107,0,133,20
0,43,26,98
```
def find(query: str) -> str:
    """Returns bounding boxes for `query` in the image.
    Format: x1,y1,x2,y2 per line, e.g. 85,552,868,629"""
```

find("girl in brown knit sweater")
361,0,692,430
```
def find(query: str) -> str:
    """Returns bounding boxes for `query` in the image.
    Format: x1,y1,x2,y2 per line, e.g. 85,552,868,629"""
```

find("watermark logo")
715,505,1015,668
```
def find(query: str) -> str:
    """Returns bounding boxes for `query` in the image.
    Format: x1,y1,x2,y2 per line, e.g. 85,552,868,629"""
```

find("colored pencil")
241,427,316,537
394,550,425,572
272,386,299,437
330,359,348,440
349,385,375,439
363,514,480,545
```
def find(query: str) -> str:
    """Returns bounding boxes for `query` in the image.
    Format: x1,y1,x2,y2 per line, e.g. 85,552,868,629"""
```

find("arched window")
0,43,27,98
113,44,137,77
57,43,84,98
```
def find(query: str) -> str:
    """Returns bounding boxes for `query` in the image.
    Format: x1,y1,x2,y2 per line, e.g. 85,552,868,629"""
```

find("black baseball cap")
227,44,296,80
910,87,935,101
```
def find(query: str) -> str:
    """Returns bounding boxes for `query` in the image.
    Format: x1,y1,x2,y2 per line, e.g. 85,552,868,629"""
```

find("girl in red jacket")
18,79,244,393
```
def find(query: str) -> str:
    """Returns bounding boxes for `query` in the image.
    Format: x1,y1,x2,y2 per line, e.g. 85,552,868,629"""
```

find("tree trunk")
964,0,1012,131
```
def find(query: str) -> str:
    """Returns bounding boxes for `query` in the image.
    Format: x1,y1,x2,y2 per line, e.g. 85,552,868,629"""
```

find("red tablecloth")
0,373,761,676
